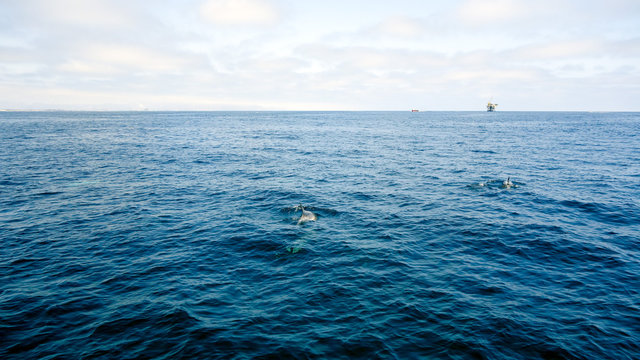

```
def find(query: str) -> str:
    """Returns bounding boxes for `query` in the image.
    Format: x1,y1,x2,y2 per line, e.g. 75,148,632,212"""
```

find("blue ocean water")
0,111,639,359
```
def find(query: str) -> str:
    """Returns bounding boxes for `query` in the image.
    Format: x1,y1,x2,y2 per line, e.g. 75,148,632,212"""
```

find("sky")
1,0,639,111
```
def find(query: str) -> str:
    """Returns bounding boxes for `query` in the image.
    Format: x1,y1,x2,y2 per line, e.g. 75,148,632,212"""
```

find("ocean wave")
1,111,638,359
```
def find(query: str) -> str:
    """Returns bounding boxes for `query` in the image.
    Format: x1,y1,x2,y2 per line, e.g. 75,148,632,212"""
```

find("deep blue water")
1,111,639,359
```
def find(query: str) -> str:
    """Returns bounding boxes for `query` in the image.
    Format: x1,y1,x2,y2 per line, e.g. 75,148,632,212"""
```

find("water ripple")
1,111,639,359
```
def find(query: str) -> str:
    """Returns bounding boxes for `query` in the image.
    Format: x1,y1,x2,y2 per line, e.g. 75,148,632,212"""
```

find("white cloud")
376,16,424,38
1,1,639,110
86,44,189,72
445,68,537,82
27,0,133,27
200,0,279,26
456,0,533,25
0,62,44,76
510,40,603,60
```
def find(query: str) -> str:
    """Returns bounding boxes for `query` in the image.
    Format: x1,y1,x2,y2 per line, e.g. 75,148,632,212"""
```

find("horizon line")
2,109,638,113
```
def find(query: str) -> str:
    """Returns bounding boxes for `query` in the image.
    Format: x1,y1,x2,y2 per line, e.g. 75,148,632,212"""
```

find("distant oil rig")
486,101,498,112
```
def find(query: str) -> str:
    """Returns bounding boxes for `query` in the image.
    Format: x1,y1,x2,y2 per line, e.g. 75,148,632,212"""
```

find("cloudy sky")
1,0,639,110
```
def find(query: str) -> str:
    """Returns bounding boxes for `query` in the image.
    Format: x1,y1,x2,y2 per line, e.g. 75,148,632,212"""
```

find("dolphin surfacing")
296,204,317,224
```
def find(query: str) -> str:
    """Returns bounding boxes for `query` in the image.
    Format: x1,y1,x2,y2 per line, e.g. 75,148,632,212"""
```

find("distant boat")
486,102,498,112
411,109,419,112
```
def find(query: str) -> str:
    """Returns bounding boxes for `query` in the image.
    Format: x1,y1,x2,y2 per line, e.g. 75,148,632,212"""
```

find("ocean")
1,111,638,359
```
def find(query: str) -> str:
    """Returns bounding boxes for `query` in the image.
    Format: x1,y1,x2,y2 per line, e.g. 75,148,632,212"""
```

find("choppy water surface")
1,111,639,359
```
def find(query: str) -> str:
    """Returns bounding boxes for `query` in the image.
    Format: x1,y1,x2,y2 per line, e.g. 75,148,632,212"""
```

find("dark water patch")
471,149,497,154
559,199,639,225
44,296,105,318
348,191,378,201
250,189,300,203
31,190,63,197
0,179,25,186
83,308,198,359
9,257,47,267
89,308,198,340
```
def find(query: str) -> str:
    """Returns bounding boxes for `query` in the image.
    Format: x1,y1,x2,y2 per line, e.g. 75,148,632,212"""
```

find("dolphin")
502,177,513,188
296,204,317,224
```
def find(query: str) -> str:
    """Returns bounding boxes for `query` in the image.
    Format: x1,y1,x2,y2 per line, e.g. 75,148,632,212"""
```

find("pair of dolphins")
293,177,514,224
294,177,514,224
477,177,515,188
